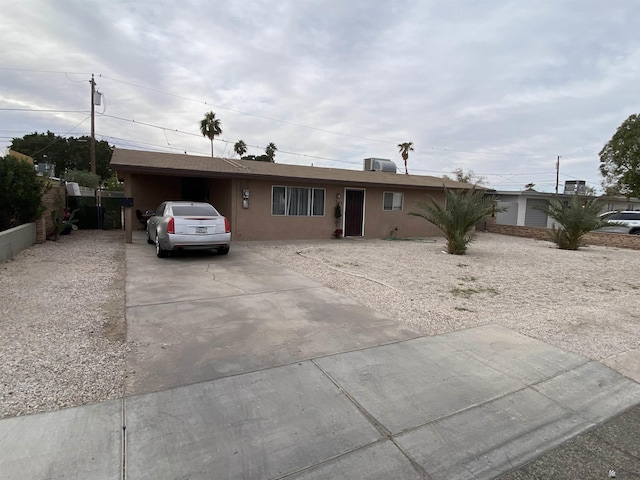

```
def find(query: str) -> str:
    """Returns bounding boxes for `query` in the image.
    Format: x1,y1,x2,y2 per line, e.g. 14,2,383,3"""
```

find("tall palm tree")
265,142,277,162
397,142,414,175
234,140,247,158
200,111,222,158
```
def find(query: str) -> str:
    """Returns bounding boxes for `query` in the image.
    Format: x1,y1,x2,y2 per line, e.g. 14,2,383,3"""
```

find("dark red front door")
344,189,364,236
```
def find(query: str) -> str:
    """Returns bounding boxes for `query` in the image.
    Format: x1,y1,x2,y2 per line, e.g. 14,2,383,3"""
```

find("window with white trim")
383,192,403,211
272,186,325,216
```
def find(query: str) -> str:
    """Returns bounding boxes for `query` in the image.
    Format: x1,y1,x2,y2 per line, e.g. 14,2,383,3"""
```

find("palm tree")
397,142,414,175
410,187,502,255
234,140,247,158
265,142,277,162
200,111,222,158
537,194,608,250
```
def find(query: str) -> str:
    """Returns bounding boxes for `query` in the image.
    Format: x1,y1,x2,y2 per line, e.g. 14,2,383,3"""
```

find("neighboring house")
110,148,474,243
494,190,640,228
598,195,640,213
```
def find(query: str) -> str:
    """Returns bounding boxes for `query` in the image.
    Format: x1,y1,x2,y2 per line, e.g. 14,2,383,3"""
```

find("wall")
0,223,36,263
485,222,640,250
36,183,65,243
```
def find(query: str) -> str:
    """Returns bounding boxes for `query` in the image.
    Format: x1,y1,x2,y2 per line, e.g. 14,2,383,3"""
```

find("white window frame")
383,191,403,211
271,186,325,216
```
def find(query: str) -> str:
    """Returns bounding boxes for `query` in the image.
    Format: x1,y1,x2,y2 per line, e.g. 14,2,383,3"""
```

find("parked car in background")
597,211,640,235
146,201,231,258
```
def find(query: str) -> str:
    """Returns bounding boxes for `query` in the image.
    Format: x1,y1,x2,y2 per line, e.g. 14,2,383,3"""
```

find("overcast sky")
2,0,639,192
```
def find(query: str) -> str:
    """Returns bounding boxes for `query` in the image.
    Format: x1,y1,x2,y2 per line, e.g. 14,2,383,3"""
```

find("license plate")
195,226,207,234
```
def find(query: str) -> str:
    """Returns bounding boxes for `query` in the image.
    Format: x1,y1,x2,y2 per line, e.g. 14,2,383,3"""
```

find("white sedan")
146,201,231,258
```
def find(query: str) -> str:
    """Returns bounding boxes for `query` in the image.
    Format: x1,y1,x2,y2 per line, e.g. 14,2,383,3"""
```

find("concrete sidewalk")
1,236,639,479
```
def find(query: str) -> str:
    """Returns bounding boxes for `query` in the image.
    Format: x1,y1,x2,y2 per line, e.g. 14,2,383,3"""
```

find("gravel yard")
1,230,638,420
247,233,640,366
0,230,129,419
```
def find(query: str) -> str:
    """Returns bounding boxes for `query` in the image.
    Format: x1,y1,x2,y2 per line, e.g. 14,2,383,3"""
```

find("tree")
0,155,49,231
397,142,414,175
265,142,277,162
65,169,101,189
443,168,486,185
242,154,271,162
599,113,640,198
10,132,113,180
200,111,223,158
410,187,502,255
537,194,608,250
234,140,247,158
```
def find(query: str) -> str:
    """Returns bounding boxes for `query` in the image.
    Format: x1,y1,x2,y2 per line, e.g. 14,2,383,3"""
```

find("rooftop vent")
363,158,397,173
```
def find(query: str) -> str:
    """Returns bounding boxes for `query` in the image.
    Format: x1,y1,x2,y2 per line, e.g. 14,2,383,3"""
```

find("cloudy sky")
2,0,639,192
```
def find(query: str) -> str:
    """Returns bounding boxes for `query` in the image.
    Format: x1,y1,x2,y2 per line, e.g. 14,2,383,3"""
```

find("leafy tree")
242,154,271,162
397,142,414,175
200,111,223,158
265,142,277,162
10,132,113,180
103,173,124,191
0,155,49,231
443,168,486,185
410,187,501,255
599,113,640,198
234,140,248,158
65,169,101,189
536,194,608,250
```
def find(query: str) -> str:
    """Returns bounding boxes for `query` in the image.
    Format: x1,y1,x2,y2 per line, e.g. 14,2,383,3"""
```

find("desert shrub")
0,155,49,231
410,187,502,255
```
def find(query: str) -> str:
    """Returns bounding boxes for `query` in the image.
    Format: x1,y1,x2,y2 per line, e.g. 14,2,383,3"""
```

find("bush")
410,187,502,255
537,194,608,250
0,155,49,231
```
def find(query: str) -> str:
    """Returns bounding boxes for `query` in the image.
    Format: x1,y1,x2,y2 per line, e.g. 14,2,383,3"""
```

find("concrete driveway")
1,233,639,479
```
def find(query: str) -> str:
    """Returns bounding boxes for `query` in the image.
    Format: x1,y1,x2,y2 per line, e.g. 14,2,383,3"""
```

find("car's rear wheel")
218,246,230,255
156,236,168,258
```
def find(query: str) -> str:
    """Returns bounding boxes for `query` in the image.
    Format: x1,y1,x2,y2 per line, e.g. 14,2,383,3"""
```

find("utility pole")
555,155,561,194
90,74,96,175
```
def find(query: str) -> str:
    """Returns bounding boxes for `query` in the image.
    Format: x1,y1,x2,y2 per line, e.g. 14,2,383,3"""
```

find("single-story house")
111,148,475,243
493,190,640,228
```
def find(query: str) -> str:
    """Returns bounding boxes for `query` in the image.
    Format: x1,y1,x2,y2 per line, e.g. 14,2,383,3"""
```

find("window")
383,192,403,211
272,186,325,216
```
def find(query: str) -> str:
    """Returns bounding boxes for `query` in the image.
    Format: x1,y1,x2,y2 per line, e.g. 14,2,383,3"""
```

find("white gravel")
0,230,129,420
1,230,638,420
247,233,640,364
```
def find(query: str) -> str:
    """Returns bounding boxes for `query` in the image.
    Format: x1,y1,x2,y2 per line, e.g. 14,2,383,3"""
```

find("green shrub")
0,155,49,231
537,194,608,250
410,187,502,255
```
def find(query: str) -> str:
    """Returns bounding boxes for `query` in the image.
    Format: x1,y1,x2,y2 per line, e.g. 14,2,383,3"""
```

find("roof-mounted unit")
363,158,397,173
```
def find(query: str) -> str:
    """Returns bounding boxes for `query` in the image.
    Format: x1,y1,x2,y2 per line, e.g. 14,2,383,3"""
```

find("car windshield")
172,204,219,216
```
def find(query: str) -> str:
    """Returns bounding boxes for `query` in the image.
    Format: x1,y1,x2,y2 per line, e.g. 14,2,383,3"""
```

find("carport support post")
124,172,133,244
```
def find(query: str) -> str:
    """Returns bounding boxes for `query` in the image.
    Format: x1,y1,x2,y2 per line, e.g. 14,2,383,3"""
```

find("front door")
344,189,365,237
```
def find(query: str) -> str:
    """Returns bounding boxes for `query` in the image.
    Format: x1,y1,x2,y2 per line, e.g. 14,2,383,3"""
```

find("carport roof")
111,148,477,189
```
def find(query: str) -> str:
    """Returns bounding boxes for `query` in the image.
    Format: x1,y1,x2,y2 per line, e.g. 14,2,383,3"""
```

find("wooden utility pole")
90,74,96,174
555,155,561,194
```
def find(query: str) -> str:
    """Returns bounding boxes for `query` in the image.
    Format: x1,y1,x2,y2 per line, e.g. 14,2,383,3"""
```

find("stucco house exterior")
494,190,640,228
110,148,474,243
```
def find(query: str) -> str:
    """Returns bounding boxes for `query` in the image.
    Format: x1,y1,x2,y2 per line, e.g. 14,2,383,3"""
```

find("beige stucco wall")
121,171,447,242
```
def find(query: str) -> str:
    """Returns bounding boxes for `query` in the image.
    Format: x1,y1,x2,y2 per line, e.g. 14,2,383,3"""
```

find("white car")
598,211,640,235
146,201,231,258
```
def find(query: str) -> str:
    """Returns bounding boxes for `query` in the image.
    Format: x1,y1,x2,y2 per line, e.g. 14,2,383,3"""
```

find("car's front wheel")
156,235,168,258
631,229,640,235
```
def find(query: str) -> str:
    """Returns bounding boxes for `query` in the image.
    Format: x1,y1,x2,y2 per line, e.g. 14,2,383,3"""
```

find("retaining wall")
0,223,36,263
